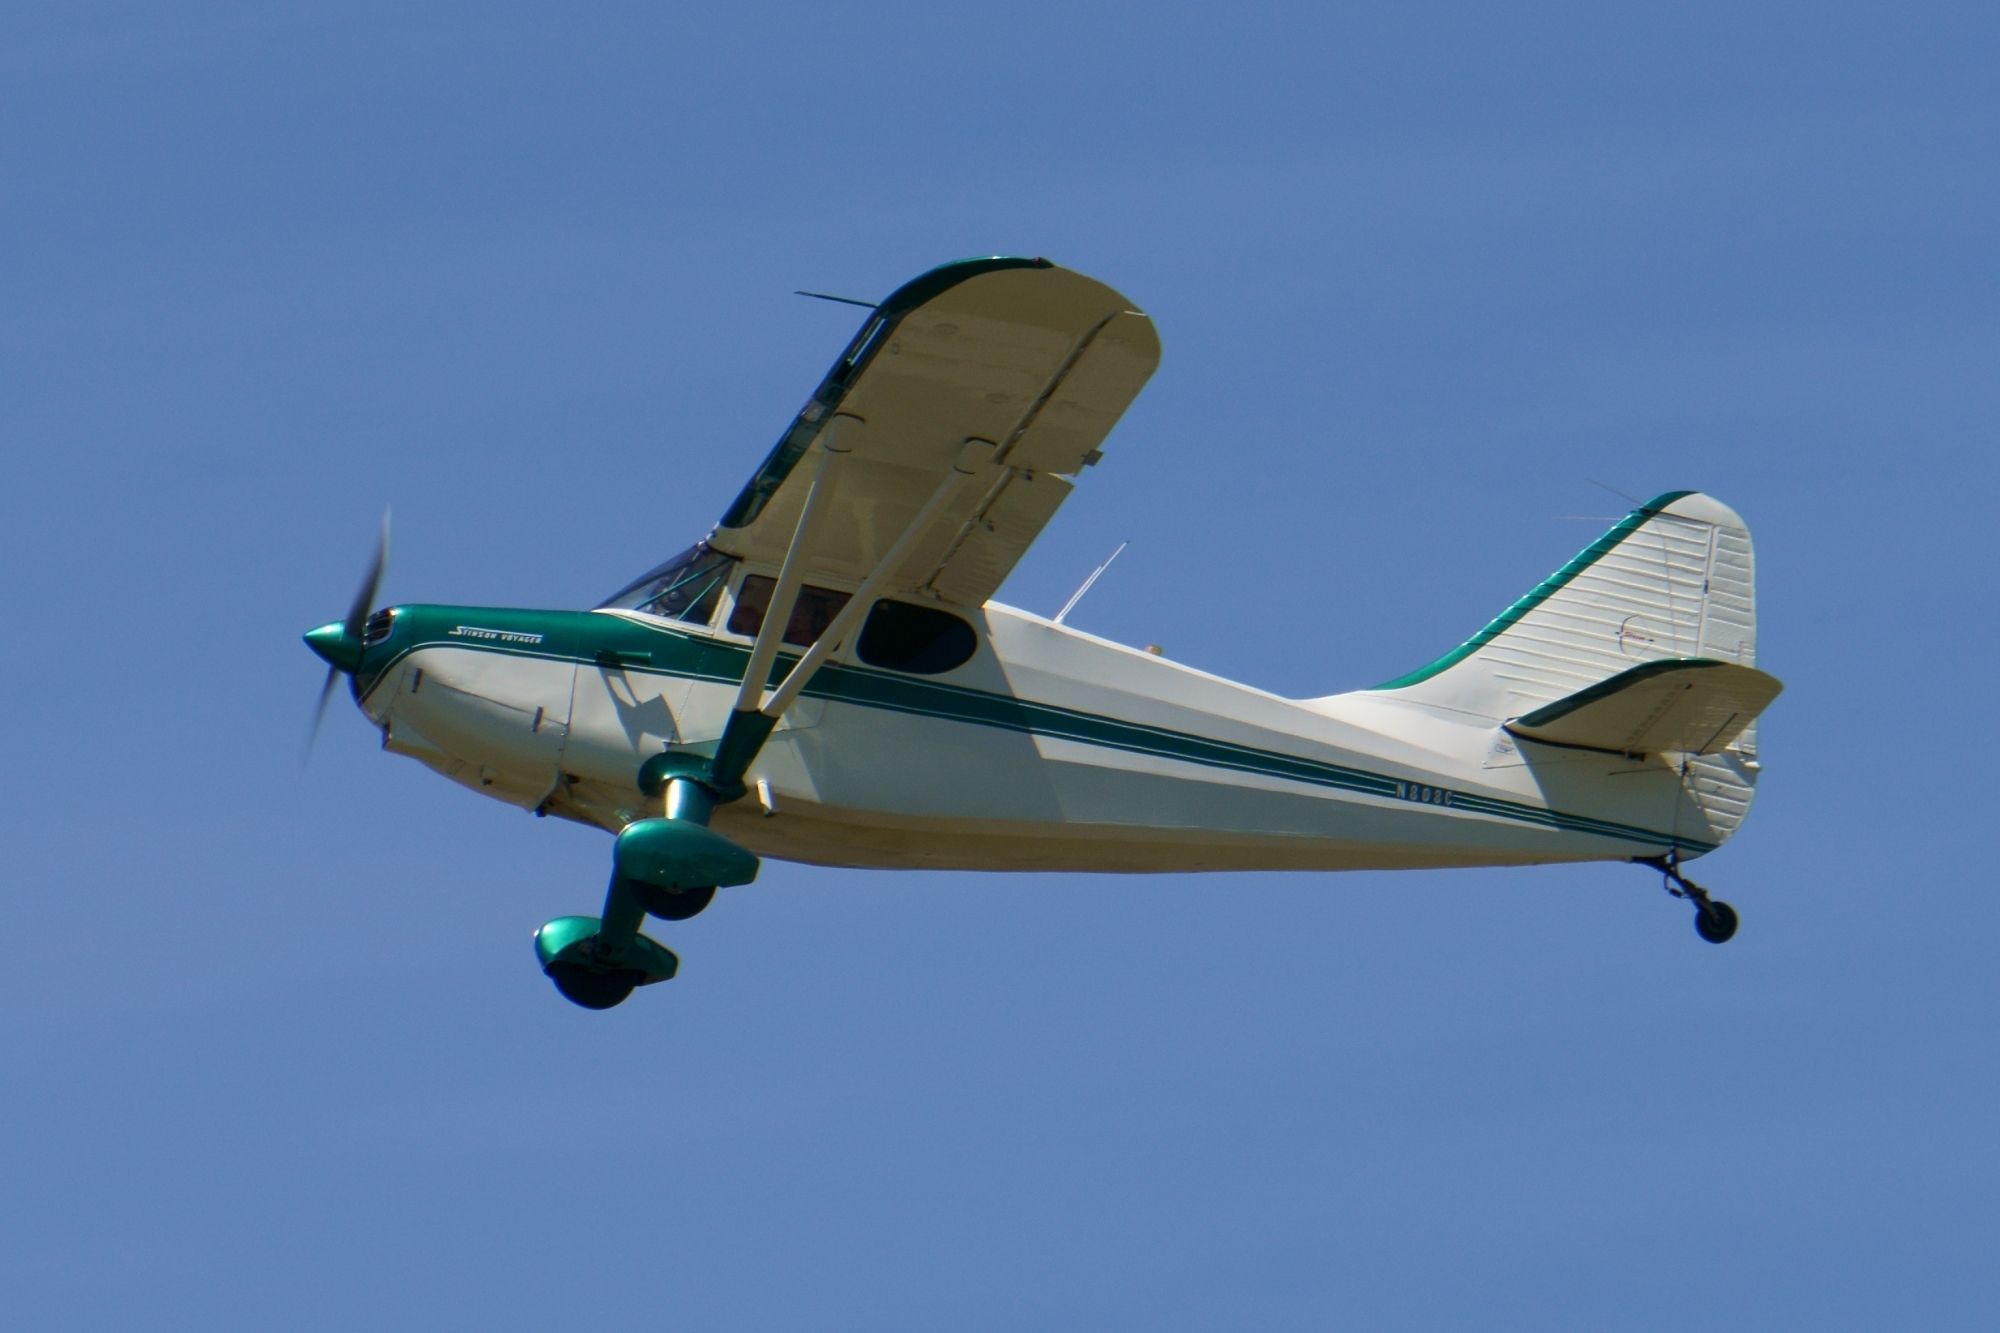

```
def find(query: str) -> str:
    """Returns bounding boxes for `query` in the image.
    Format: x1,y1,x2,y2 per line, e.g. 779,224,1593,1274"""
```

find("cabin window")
857,600,976,674
598,544,737,625
727,575,852,647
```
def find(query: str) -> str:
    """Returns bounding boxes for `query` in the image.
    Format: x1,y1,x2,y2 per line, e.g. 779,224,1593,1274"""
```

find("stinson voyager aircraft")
306,257,1781,1010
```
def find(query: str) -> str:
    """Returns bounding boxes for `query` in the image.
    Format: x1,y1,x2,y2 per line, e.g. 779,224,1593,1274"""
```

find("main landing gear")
1637,852,1739,944
534,754,761,1010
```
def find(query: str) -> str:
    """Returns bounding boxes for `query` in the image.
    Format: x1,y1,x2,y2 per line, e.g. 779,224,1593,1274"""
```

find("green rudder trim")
1372,491,1698,690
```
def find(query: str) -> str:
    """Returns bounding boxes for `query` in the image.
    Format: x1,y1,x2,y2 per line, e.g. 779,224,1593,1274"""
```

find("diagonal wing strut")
702,430,994,795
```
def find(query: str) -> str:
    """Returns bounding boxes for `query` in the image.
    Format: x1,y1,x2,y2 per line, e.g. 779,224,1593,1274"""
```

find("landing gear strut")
534,756,761,1009
1638,852,1739,944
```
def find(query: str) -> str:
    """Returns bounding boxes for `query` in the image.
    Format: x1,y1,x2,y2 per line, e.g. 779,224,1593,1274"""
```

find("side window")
727,574,852,647
858,600,977,675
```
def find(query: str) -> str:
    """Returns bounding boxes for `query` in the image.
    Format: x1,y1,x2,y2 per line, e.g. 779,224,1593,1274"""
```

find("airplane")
305,256,1782,1011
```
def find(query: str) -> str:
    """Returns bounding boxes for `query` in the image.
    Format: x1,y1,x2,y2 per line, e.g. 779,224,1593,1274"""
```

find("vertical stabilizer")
1372,491,1760,717
1371,491,1766,850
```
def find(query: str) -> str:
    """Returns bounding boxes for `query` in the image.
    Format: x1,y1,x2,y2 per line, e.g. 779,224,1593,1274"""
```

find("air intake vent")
363,608,397,646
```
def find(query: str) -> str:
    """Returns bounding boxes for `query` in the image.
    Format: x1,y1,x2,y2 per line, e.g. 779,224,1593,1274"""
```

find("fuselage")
344,596,1723,875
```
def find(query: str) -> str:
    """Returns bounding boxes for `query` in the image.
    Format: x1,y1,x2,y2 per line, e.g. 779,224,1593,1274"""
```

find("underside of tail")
1371,490,1774,850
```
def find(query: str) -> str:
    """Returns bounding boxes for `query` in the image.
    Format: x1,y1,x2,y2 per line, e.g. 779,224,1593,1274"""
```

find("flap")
1504,659,1784,756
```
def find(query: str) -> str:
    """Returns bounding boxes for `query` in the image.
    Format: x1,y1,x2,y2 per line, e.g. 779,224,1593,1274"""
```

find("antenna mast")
1053,542,1128,625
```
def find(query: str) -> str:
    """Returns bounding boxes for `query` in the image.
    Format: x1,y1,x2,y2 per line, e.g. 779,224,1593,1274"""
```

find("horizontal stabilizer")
1504,659,1783,757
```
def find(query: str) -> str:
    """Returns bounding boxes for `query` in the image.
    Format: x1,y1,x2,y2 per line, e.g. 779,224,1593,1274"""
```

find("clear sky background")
5,3,1995,1328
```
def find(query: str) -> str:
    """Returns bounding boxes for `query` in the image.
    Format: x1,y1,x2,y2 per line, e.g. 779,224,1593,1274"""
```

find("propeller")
304,509,391,759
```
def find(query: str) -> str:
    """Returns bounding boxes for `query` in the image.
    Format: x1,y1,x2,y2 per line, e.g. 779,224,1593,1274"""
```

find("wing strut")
757,440,989,720
704,434,993,793
730,417,854,718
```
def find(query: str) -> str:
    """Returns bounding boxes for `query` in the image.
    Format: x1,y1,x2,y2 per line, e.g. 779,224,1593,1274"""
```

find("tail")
1372,490,1775,848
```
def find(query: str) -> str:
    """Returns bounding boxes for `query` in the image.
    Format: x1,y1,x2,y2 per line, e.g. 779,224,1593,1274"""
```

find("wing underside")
707,257,1161,607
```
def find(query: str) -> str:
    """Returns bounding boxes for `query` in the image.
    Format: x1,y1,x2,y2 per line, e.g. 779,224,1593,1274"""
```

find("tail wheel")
1694,900,1739,945
1639,855,1741,946
546,961,640,1010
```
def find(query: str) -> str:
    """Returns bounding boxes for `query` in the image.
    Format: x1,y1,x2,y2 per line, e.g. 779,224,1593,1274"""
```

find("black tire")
636,884,717,922
1694,900,1739,945
547,961,639,1010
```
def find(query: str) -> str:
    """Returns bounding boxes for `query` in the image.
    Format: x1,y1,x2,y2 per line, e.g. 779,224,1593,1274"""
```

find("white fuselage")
353,599,1724,876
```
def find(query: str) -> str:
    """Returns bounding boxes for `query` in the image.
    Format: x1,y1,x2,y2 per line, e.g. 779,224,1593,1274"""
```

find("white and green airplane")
306,257,1782,1010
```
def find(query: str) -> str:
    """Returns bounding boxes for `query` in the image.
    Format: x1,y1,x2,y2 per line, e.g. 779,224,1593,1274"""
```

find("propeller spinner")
304,510,390,756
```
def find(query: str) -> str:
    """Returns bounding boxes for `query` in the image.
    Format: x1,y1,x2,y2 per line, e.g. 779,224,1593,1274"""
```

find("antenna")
1585,476,1644,506
1053,542,1128,625
795,290,879,309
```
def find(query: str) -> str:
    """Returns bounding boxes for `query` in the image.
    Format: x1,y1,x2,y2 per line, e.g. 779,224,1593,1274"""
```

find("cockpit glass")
598,544,737,625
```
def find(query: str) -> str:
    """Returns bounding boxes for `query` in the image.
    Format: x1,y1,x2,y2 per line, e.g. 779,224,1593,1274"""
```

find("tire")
637,884,717,922
1694,900,1739,945
547,961,640,1009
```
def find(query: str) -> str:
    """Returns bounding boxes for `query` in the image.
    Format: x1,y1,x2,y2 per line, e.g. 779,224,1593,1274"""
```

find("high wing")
707,257,1161,608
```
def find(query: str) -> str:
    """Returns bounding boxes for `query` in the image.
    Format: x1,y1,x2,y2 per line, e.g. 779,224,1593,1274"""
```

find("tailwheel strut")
1637,851,1739,944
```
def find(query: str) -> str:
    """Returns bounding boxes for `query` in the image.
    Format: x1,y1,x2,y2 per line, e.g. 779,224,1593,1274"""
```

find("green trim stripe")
355,605,1715,855
1373,490,1697,690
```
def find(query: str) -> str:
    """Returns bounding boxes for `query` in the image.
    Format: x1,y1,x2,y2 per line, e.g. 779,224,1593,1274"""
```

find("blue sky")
5,3,1996,1327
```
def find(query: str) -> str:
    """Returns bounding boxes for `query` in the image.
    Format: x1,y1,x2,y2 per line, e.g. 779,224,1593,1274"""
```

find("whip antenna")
1053,541,1128,625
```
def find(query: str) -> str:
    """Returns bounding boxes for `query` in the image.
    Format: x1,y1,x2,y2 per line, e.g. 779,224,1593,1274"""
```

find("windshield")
597,543,737,625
